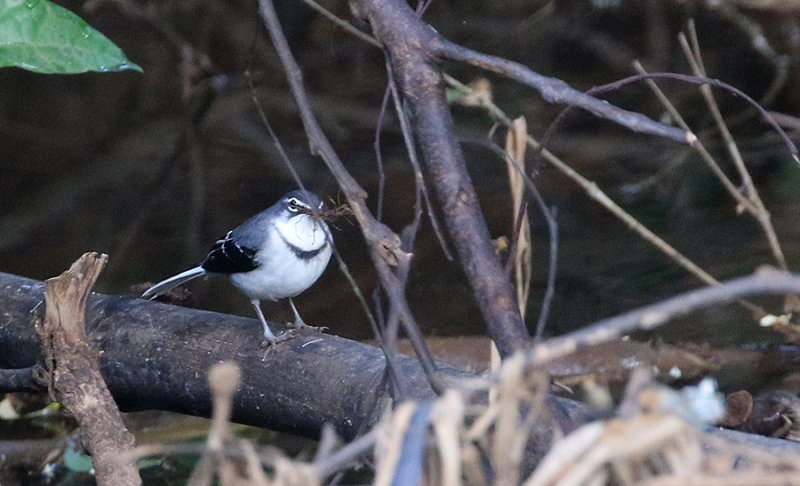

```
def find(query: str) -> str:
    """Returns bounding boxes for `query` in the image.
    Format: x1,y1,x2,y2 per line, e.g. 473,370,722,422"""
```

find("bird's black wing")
201,231,260,274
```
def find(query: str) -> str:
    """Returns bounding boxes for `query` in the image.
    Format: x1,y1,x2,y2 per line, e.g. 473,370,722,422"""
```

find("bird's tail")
142,266,206,298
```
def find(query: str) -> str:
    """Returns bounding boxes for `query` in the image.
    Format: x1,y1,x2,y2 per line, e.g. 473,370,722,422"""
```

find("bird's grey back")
231,207,278,250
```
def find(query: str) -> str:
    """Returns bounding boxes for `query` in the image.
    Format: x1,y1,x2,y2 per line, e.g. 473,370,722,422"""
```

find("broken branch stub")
38,252,141,486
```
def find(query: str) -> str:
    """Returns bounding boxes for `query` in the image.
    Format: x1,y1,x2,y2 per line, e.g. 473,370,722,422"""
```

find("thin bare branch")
678,27,789,272
313,427,380,478
530,195,558,343
582,71,798,163
299,0,381,48
631,61,759,215
374,85,391,221
529,269,800,367
386,63,453,261
431,38,692,145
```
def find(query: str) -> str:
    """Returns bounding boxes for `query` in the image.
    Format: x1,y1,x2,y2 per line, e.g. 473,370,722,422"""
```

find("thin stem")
386,62,454,261
299,0,381,48
679,29,788,272
530,270,800,367
631,61,758,216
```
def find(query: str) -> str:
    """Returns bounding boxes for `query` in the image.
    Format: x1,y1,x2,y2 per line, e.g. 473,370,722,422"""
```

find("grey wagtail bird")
142,190,332,346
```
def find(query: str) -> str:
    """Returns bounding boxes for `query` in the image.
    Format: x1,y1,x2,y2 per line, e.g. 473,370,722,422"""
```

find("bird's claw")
286,320,328,333
259,330,298,348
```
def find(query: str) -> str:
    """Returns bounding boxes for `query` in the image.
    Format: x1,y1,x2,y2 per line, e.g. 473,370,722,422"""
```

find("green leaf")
0,0,142,74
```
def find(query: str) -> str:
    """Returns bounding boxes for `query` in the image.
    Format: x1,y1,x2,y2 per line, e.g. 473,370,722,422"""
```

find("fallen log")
0,270,579,441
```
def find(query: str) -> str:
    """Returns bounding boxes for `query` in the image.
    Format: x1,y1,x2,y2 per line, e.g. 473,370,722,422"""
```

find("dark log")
0,271,581,440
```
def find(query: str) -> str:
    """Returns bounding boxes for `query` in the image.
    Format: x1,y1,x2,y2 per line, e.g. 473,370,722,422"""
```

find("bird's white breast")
274,214,328,251
229,214,331,301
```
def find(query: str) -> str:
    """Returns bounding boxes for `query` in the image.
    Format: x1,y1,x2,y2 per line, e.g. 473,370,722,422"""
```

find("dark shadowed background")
2,0,799,347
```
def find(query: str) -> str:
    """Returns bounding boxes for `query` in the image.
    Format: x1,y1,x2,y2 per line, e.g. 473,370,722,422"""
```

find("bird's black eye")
287,197,301,212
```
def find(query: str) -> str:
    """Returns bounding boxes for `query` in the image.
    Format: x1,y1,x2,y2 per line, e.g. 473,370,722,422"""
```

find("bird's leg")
287,298,307,328
251,299,291,347
286,298,327,332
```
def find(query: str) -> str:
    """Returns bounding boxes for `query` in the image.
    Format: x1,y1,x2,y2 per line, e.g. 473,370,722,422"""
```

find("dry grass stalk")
186,361,273,486
492,355,549,486
490,115,535,407
430,390,465,486
505,116,533,320
521,372,800,486
369,353,556,485
373,401,418,486
362,353,800,486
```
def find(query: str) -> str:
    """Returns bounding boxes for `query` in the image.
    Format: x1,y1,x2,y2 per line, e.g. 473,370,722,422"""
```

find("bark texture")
37,253,141,486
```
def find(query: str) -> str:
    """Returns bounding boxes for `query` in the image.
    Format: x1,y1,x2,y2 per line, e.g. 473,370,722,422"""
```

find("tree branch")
434,38,693,144
38,253,140,486
529,269,800,367
350,0,532,356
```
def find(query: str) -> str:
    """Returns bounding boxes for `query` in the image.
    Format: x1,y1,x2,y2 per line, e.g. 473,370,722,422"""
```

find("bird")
142,190,333,346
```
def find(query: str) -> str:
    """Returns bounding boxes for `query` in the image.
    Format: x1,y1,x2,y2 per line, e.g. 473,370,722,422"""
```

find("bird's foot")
286,318,328,333
259,330,298,348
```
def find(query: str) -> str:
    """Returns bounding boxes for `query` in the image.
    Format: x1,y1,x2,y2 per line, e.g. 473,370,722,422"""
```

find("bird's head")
280,190,325,219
